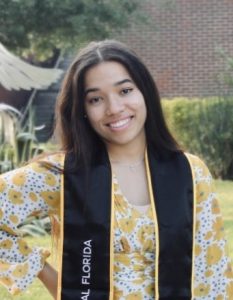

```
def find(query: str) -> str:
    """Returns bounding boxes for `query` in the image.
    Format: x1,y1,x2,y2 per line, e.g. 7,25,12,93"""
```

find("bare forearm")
38,262,58,299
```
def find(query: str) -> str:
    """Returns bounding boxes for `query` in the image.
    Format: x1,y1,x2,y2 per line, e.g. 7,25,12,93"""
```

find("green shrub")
0,104,44,173
162,97,233,179
19,216,51,237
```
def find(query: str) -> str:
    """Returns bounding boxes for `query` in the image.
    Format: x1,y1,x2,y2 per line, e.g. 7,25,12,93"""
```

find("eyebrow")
84,78,133,96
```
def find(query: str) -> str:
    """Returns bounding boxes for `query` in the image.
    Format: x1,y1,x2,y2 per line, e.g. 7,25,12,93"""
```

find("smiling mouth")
107,117,133,129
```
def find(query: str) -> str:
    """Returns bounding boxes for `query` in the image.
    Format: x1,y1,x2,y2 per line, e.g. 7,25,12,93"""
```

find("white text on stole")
81,240,92,299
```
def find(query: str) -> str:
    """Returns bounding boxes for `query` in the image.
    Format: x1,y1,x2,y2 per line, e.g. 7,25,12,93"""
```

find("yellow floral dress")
0,153,232,299
113,175,155,299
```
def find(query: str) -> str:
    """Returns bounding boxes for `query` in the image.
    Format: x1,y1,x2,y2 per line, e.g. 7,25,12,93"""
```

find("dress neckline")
113,173,151,215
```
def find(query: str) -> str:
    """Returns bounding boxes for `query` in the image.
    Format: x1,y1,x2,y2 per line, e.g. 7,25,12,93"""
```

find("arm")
0,153,63,296
188,154,233,298
38,262,58,299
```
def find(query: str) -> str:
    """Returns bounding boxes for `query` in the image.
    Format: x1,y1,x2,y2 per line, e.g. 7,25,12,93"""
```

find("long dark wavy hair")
55,39,181,167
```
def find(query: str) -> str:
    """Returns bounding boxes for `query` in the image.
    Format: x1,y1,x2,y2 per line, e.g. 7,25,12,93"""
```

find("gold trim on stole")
145,150,160,300
109,173,115,299
57,163,65,300
184,153,196,299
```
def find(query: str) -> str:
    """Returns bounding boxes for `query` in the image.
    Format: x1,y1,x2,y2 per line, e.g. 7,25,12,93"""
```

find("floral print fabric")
0,154,62,295
190,154,233,299
113,176,155,299
0,153,232,299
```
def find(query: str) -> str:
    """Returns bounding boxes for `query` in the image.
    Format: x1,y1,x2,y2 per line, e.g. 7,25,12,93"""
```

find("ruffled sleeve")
0,153,64,295
187,154,233,299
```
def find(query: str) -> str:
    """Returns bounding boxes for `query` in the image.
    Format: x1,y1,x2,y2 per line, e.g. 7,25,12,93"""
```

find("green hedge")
162,97,233,179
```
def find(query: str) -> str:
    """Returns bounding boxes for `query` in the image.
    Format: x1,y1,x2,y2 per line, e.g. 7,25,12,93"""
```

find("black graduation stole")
59,148,194,300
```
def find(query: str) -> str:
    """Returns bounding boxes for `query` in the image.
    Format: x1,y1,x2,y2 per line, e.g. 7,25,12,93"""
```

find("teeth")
109,118,131,128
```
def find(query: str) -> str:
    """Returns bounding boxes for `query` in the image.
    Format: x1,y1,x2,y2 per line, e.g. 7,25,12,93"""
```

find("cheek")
142,101,147,116
86,109,103,129
130,92,146,107
134,95,147,115
87,115,98,130
138,99,147,123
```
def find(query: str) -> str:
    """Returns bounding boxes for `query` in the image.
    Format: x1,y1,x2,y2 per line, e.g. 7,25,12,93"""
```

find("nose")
105,96,124,116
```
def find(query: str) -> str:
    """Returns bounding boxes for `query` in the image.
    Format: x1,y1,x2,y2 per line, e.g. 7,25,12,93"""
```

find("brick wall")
115,0,233,98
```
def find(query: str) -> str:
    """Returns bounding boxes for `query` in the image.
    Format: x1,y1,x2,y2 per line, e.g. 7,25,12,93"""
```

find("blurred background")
0,0,232,299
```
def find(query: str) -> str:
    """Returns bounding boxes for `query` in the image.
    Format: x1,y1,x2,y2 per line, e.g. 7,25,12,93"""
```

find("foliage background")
0,0,140,60
162,97,233,179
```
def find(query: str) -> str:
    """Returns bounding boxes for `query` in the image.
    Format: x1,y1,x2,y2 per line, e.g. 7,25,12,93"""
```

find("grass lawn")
0,180,232,300
0,236,54,300
214,180,233,259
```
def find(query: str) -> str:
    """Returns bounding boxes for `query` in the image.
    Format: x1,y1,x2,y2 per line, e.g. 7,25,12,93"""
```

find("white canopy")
0,43,63,91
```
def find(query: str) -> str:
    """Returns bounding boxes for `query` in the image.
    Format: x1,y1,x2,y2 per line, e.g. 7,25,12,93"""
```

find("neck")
105,134,146,164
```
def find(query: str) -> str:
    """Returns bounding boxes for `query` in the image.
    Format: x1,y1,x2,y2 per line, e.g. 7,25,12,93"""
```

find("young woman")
0,40,232,300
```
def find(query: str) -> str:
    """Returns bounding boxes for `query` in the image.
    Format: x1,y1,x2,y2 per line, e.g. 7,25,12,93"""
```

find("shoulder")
38,151,65,167
0,152,65,179
184,152,211,177
184,152,205,166
184,153,213,186
27,151,65,173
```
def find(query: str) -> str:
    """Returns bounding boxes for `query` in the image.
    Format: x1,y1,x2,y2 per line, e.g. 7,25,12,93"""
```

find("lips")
107,117,133,129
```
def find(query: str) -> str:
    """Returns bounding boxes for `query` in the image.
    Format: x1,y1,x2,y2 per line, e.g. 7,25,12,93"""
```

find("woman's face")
84,61,147,150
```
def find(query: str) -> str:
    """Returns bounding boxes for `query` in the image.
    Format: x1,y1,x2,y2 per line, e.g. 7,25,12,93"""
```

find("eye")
87,97,103,105
121,88,133,95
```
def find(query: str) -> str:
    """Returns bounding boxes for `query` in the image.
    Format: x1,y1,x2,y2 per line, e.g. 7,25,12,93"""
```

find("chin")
106,136,135,147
